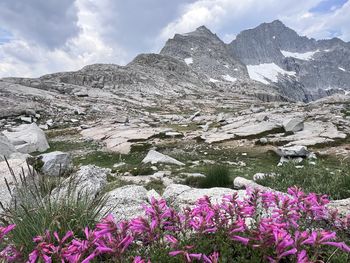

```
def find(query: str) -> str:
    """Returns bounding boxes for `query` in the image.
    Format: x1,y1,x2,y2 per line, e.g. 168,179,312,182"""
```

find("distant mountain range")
2,20,350,102
161,20,350,102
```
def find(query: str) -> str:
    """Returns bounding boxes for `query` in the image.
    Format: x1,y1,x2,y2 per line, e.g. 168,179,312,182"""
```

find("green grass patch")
46,128,79,139
257,160,350,200
102,178,134,193
145,179,165,194
74,147,148,169
44,140,99,153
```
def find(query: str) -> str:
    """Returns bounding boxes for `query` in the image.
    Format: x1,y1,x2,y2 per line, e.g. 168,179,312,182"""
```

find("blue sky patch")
0,28,12,44
310,0,348,13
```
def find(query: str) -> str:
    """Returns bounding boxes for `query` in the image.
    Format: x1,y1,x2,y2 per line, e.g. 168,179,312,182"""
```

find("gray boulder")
40,151,72,176
0,133,17,161
51,165,109,199
3,123,49,153
142,150,185,166
162,184,245,209
102,185,148,221
283,118,304,132
276,145,310,157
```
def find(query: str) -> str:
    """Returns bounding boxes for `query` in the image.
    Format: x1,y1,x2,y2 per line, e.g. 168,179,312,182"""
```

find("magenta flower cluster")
0,187,349,262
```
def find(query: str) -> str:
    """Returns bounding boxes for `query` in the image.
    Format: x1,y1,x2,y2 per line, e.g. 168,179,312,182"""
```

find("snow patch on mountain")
247,63,296,85
209,78,220,83
222,74,237,82
281,50,318,61
184,57,193,65
339,67,346,72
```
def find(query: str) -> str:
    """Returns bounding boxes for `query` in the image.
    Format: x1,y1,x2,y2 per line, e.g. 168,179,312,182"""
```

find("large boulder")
276,145,310,157
0,133,17,161
0,159,31,212
51,165,109,199
102,185,149,221
142,150,185,166
40,151,72,176
162,184,245,209
283,118,304,132
3,123,49,153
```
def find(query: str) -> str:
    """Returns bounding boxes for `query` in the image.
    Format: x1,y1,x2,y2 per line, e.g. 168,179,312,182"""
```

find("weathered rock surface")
162,184,245,209
142,150,185,166
327,198,350,216
0,159,30,212
81,123,168,154
283,118,304,132
40,151,72,176
103,185,148,221
52,165,109,199
3,123,49,153
233,177,272,192
0,133,17,161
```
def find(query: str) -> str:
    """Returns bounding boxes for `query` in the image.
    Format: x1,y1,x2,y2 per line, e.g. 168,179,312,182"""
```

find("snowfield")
280,50,318,60
222,74,237,82
184,57,193,65
247,63,296,84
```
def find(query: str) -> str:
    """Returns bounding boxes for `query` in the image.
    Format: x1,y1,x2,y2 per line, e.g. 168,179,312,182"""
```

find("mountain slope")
228,20,350,101
160,26,248,83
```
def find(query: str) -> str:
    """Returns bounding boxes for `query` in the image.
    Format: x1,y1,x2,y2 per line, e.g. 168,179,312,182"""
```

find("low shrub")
130,164,154,176
1,187,349,262
185,165,231,188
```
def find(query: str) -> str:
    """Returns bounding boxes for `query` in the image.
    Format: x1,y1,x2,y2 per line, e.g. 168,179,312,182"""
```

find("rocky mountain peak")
160,25,248,82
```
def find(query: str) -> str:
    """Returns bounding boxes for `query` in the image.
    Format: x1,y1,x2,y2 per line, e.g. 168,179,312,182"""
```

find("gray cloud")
90,0,195,55
0,0,79,48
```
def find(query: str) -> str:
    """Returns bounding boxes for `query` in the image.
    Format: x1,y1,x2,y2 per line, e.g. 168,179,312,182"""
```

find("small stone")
283,118,304,132
259,137,268,144
189,111,200,121
142,150,185,166
20,116,32,123
113,162,126,168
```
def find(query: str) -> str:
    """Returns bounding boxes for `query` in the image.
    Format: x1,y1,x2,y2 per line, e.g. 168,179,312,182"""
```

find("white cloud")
157,0,322,42
0,0,349,78
283,1,350,40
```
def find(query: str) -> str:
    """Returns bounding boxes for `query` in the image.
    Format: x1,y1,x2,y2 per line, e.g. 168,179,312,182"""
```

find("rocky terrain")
1,20,350,220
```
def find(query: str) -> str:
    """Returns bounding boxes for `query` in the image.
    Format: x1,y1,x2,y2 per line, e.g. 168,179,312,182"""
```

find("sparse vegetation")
257,160,350,200
145,179,166,194
0,162,108,256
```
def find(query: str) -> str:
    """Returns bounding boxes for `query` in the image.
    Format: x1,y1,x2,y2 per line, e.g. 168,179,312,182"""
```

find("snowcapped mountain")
228,20,350,101
161,20,350,102
160,25,248,83
2,20,349,103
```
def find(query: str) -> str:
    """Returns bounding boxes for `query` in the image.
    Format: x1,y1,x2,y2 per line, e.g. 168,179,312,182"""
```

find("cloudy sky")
0,0,349,78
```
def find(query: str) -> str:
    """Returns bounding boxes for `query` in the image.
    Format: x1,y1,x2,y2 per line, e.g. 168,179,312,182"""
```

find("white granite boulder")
3,123,49,153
